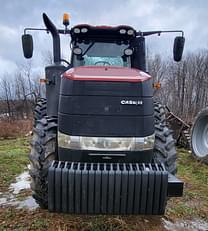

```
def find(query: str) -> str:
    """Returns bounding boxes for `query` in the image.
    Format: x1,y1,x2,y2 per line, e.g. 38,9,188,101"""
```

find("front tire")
154,101,166,124
154,124,177,174
153,102,177,175
29,116,57,208
34,98,47,125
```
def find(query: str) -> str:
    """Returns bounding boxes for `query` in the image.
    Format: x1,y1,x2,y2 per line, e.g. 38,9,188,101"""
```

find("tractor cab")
70,24,145,71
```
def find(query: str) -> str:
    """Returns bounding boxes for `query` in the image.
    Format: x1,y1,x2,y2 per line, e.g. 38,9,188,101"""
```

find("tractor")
22,13,185,214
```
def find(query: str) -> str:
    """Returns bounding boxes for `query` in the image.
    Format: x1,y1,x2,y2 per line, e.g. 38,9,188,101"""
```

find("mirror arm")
24,28,48,35
23,27,71,63
23,28,71,36
136,30,184,37
58,29,71,34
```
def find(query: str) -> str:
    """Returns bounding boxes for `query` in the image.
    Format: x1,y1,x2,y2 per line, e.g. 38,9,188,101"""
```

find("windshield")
72,40,131,67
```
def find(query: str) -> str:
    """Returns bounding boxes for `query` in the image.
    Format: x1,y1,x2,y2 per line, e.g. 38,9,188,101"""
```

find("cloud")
0,0,207,77
0,56,17,74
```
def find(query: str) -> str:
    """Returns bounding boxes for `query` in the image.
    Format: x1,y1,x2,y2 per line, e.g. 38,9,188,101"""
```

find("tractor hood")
59,64,154,138
63,66,151,83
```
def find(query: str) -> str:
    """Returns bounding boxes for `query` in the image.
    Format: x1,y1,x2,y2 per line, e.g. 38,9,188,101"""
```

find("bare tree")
148,49,208,122
42,50,53,65
0,60,42,119
0,75,14,117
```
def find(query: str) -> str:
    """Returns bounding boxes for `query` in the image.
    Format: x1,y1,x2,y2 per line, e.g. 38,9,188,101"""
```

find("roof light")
74,28,81,33
73,47,82,55
124,48,133,56
81,28,88,33
127,29,134,35
63,13,70,26
119,29,126,34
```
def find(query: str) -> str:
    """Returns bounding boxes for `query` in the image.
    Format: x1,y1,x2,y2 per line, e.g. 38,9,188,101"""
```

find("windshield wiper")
82,42,95,56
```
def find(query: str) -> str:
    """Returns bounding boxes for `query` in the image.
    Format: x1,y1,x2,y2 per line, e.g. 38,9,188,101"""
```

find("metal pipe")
42,13,61,63
24,28,48,34
136,30,184,37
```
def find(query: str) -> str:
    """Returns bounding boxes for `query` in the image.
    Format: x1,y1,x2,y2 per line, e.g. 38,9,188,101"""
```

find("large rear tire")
34,98,47,125
154,101,166,124
29,116,57,208
153,102,177,174
154,124,177,174
191,108,208,164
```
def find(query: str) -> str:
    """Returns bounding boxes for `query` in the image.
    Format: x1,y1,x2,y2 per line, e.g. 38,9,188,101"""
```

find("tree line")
148,49,208,122
0,62,41,119
0,49,208,122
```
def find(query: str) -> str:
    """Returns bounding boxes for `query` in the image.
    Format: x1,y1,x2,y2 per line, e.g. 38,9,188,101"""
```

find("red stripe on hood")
63,66,152,83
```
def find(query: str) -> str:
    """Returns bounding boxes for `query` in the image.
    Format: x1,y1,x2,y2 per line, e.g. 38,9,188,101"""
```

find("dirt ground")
0,138,208,231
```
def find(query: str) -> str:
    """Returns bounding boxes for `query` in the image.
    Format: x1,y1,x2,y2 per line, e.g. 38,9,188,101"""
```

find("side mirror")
22,34,33,58
173,36,185,62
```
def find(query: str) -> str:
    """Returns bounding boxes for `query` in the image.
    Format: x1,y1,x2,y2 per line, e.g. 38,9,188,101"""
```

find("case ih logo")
121,100,143,105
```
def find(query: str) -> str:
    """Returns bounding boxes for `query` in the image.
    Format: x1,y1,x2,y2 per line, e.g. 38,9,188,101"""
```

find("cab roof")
70,24,136,40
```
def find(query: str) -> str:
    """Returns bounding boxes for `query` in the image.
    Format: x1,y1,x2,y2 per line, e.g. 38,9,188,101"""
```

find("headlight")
58,132,80,149
119,29,126,34
58,132,155,151
73,47,82,55
81,28,88,33
124,48,133,56
127,29,134,35
135,135,155,151
74,28,81,33
80,137,135,151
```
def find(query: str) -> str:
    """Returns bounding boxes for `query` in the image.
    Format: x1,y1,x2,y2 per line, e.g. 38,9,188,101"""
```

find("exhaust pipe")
43,13,61,63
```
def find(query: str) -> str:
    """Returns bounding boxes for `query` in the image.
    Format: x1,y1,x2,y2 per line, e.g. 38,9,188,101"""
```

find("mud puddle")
162,218,208,231
9,171,31,194
0,167,38,210
134,217,208,231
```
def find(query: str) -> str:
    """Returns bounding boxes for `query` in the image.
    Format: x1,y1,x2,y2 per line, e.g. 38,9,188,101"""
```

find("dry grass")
0,119,32,139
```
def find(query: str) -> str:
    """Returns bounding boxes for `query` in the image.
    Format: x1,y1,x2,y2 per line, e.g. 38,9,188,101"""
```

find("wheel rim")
192,115,208,158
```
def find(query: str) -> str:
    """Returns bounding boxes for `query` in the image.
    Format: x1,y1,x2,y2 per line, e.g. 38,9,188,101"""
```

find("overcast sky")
0,0,207,76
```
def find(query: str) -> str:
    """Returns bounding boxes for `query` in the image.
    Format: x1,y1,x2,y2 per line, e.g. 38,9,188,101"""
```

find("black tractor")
22,13,185,215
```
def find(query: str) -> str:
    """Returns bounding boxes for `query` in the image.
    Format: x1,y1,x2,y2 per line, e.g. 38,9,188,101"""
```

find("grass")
0,137,29,190
0,119,32,139
166,148,208,220
0,139,208,230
